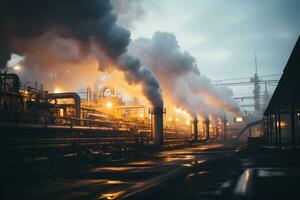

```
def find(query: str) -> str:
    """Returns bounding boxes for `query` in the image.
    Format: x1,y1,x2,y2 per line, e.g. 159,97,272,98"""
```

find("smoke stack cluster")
0,0,163,107
0,1,239,144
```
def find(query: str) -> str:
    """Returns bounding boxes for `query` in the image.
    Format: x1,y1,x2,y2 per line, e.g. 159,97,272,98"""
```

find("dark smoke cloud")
0,0,163,107
111,0,147,29
129,31,240,118
0,0,129,59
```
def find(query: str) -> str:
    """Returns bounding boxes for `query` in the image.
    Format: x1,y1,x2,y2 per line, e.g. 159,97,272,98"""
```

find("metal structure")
192,117,198,141
46,92,81,118
214,69,280,113
251,54,261,112
223,118,227,140
150,107,165,146
264,36,300,149
0,74,195,149
204,119,210,140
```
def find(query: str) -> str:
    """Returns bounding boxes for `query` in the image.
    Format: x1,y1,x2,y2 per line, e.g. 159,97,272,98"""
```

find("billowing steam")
129,32,240,118
0,0,163,107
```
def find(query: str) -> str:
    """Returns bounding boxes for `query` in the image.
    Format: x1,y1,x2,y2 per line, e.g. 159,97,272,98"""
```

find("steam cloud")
129,32,240,119
0,0,163,107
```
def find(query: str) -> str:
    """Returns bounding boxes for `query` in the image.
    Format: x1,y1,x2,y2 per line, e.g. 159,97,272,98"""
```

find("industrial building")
264,36,300,149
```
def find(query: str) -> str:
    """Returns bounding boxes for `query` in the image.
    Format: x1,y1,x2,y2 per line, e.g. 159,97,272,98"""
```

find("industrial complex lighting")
13,65,21,71
234,117,244,123
277,121,287,128
54,87,61,93
106,102,113,108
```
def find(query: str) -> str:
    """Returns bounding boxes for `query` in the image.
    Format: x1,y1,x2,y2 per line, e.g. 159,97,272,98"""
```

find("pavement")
1,143,300,200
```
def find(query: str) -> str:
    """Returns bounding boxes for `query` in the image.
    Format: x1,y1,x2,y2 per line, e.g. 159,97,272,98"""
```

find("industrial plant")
0,0,299,200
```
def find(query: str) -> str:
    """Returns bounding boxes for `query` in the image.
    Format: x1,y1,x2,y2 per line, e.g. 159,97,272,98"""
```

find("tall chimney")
150,107,164,146
87,87,91,105
192,117,198,141
216,125,219,139
205,118,210,140
223,119,227,140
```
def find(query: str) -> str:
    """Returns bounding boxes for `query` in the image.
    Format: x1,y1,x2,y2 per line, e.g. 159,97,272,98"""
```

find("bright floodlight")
106,102,113,108
13,65,21,71
54,87,61,93
235,117,244,122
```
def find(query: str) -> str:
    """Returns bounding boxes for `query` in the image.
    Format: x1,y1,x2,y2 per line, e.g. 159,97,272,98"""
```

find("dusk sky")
114,0,300,81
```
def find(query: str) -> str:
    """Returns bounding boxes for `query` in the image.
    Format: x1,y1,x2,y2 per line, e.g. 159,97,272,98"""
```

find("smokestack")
223,119,227,140
192,117,198,141
150,107,164,146
87,87,91,105
216,125,219,139
205,118,210,140
212,125,216,138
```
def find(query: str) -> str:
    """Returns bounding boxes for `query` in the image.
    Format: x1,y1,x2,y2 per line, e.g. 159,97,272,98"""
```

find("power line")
213,73,282,82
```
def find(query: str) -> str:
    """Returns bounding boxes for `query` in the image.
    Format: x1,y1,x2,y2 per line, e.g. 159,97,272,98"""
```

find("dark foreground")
1,143,300,200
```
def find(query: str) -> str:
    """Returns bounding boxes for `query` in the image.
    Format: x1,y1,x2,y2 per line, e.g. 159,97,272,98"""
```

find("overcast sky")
115,0,300,81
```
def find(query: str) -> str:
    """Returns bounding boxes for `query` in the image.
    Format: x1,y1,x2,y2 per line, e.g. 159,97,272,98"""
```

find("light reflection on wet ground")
4,143,230,200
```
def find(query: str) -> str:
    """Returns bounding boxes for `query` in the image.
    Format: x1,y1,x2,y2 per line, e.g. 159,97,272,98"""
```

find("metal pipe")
274,113,278,148
290,95,296,149
46,92,81,118
205,119,210,140
269,114,273,145
150,107,164,146
278,109,282,150
266,115,270,143
192,117,198,141
223,119,227,140
87,87,91,104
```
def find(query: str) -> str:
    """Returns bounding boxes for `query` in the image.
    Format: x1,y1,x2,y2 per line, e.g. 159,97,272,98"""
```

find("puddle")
97,191,124,200
106,180,126,185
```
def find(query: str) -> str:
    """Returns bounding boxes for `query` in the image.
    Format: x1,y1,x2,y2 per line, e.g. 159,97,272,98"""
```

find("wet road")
2,143,243,200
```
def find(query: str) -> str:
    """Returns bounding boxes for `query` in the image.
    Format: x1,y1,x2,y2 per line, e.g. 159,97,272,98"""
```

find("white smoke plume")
129,31,240,118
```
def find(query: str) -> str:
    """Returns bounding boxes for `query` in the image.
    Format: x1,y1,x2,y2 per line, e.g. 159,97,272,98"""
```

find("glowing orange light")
53,87,62,93
106,102,113,108
277,121,287,128
235,117,244,122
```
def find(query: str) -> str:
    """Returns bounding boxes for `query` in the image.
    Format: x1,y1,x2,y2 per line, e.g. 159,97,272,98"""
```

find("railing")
0,109,150,133
0,110,192,142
